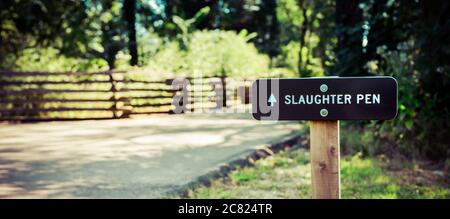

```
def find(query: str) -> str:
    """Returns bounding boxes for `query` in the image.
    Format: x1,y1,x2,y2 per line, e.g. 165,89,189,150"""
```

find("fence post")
109,71,119,119
221,76,227,108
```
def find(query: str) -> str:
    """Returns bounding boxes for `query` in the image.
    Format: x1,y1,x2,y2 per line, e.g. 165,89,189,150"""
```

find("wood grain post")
310,120,340,199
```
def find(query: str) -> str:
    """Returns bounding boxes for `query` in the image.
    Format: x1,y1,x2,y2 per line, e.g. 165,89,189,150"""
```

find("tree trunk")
335,0,364,76
124,0,138,66
298,0,308,76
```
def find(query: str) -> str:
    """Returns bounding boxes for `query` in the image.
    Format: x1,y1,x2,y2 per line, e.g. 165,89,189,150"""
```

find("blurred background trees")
0,0,449,161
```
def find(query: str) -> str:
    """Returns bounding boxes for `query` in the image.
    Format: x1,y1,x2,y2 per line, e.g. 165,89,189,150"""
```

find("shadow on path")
0,113,301,198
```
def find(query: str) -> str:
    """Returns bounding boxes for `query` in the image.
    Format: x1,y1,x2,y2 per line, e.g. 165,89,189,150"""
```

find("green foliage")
333,1,450,161
230,169,258,183
187,149,312,199
341,153,397,198
142,29,271,77
342,154,450,199
274,39,324,77
80,0,128,69
172,6,210,48
274,0,329,77
186,150,450,199
341,35,450,161
185,30,270,77
142,41,185,73
0,0,87,63
0,0,135,69
1,47,109,72
340,122,378,156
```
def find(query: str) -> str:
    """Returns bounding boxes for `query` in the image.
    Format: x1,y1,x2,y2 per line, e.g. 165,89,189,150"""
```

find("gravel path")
0,113,299,198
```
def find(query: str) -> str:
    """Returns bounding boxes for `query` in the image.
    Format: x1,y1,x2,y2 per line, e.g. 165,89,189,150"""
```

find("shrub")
1,47,110,72
341,41,450,162
142,30,273,78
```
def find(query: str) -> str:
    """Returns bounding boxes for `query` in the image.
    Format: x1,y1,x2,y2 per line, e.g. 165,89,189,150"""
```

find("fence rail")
0,70,250,122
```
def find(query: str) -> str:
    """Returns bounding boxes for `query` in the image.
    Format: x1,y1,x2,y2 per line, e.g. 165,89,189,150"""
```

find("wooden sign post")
252,77,397,199
310,121,340,199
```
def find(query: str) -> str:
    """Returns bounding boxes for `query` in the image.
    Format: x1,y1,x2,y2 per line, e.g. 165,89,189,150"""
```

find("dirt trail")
0,113,299,198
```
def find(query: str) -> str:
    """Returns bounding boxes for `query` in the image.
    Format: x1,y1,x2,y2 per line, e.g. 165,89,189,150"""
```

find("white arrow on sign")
268,94,277,106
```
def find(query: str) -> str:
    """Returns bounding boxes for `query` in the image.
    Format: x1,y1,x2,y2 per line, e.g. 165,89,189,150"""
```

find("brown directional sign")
252,77,397,120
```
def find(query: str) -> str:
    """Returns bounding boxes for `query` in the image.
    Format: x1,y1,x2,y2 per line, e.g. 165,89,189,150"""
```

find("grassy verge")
186,148,450,199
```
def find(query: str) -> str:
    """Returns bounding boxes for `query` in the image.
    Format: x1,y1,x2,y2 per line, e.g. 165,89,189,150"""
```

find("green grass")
186,149,450,199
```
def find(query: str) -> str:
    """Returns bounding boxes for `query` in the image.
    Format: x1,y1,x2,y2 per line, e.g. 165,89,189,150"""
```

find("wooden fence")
0,70,250,122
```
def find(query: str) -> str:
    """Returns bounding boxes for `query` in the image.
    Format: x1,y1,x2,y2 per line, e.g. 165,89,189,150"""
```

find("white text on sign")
284,94,381,105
